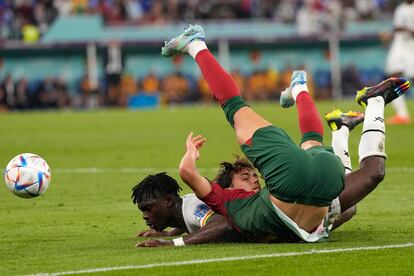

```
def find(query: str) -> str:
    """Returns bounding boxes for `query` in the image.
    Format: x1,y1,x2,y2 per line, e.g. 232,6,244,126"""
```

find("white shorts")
271,201,330,242
385,41,414,78
404,41,414,78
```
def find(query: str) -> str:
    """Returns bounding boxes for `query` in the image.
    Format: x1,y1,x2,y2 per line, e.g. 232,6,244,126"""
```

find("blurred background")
0,0,410,111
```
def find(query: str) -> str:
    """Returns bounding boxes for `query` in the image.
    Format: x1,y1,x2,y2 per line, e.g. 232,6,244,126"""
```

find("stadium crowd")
0,0,399,110
0,0,400,42
0,63,383,110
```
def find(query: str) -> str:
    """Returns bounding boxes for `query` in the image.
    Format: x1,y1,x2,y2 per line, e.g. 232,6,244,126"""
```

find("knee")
371,166,385,184
361,157,385,185
300,140,323,150
368,160,385,184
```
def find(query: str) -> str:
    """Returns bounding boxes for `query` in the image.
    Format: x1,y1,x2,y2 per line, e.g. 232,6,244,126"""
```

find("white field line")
53,167,216,174
50,167,414,174
23,243,414,276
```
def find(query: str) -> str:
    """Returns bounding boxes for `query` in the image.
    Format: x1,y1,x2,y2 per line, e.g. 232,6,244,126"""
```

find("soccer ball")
4,153,51,198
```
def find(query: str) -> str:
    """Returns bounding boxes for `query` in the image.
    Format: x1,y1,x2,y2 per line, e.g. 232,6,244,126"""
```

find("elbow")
213,216,234,232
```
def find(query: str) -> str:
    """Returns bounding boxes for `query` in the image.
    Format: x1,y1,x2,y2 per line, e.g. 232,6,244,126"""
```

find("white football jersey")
182,194,214,233
386,2,414,76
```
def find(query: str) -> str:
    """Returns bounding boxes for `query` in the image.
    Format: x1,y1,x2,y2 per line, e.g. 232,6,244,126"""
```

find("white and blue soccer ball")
4,153,51,198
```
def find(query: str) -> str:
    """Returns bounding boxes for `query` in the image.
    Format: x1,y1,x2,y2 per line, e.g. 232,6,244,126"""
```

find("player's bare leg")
162,25,270,145
325,109,364,230
340,78,410,211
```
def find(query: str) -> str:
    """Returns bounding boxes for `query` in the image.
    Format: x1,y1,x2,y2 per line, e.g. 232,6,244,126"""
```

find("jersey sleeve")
200,182,256,217
193,203,215,227
182,194,215,232
200,183,228,216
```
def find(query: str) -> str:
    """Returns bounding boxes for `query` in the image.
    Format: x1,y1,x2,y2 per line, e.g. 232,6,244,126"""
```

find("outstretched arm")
182,214,234,244
136,214,235,247
136,227,186,238
331,205,357,231
179,132,212,198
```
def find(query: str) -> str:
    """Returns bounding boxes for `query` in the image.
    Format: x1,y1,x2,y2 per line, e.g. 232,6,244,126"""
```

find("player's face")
137,197,171,232
231,168,261,193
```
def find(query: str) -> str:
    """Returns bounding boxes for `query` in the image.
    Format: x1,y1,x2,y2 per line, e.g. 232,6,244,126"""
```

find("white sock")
186,40,208,59
331,127,352,174
291,84,309,101
391,95,410,117
358,96,386,162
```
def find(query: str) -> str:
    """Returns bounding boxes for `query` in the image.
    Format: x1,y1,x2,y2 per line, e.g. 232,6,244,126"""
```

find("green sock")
222,96,248,128
301,132,323,145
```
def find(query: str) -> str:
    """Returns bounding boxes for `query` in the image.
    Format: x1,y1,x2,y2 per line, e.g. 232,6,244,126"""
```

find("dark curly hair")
131,172,182,204
214,156,256,189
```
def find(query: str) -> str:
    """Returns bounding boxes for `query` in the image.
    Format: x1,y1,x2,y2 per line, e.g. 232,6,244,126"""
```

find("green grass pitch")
1,100,413,275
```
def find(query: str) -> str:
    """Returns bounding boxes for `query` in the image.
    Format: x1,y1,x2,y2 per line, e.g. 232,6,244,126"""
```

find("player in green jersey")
162,24,410,242
136,110,383,247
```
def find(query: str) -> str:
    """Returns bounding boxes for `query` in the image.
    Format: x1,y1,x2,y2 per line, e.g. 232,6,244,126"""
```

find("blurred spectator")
15,77,30,109
231,70,246,98
37,77,55,108
54,0,72,17
0,85,7,111
383,0,413,124
0,74,72,110
355,0,379,19
160,72,189,104
2,74,15,109
105,0,126,24
313,68,332,99
53,77,71,108
71,0,88,14
245,69,277,101
103,40,125,106
34,77,69,109
197,76,211,103
124,0,144,22
275,0,300,22
80,43,101,108
342,0,359,21
140,72,160,95
264,68,279,99
89,0,111,17
80,72,100,108
119,72,138,106
145,0,166,25
33,0,57,35
278,65,294,92
296,0,330,36
341,65,362,96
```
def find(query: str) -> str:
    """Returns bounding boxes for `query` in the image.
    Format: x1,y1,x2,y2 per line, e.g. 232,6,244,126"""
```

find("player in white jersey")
181,194,215,233
383,0,414,124
132,172,236,247
132,159,262,247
